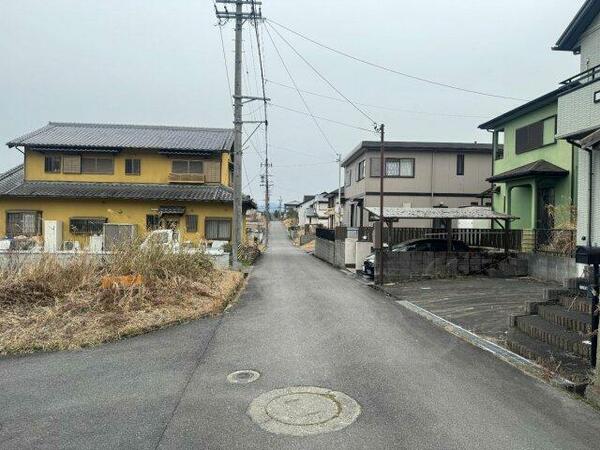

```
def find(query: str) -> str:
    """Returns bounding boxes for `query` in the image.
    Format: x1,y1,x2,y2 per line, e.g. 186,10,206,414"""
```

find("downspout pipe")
584,147,593,247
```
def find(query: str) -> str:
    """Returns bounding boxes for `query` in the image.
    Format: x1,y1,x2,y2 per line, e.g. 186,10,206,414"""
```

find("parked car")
362,238,471,277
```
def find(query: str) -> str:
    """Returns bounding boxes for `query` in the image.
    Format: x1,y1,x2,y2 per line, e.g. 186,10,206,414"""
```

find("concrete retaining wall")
378,252,528,283
345,238,357,268
299,234,316,246
525,253,579,285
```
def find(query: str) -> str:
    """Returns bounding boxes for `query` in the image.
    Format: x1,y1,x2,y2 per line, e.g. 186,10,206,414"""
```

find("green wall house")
479,86,577,230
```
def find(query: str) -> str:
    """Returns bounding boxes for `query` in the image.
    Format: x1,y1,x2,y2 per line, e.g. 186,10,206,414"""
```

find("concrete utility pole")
377,124,385,285
336,153,343,227
261,159,272,244
215,0,264,268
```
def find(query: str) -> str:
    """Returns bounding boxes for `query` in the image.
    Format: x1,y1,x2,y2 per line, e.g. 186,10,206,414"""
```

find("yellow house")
0,122,255,249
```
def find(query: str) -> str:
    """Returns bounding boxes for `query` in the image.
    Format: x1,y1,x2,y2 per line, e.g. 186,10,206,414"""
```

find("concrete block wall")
379,252,528,283
314,238,336,265
525,253,579,285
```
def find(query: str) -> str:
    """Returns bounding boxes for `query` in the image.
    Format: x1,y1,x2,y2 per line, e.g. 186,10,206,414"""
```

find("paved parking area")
381,277,559,343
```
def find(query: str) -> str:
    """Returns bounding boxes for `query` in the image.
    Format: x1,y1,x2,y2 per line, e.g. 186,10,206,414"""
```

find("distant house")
478,86,576,231
296,193,328,227
1,122,256,247
324,187,345,229
341,141,493,228
553,0,600,247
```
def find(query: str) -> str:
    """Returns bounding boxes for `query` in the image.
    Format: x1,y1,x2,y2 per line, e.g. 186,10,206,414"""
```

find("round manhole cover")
247,386,360,436
227,370,260,384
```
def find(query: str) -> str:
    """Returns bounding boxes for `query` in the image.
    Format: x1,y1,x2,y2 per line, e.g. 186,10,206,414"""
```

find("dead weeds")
0,245,244,355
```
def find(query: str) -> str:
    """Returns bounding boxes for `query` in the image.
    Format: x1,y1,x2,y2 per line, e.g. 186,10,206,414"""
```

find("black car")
362,238,470,277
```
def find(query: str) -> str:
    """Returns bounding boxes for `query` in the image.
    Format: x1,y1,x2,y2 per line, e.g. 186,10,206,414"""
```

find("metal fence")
316,227,336,242
533,229,576,256
333,226,523,251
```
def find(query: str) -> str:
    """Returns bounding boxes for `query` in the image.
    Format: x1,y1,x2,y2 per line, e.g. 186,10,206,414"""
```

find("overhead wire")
266,79,490,119
267,18,527,102
266,21,377,128
270,103,375,132
263,21,342,157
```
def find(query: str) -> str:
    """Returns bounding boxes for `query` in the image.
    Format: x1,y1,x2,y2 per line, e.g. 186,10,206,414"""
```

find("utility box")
103,224,137,251
43,220,63,252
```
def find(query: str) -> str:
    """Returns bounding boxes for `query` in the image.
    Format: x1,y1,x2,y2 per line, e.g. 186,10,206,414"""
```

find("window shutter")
63,155,81,174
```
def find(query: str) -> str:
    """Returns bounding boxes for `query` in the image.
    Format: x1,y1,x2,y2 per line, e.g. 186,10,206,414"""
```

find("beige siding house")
341,141,493,228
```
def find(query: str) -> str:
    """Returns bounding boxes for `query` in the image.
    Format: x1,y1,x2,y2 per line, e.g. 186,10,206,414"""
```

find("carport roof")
365,206,517,220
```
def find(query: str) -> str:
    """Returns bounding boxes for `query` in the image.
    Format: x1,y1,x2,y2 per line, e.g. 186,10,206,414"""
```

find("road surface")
1,222,599,449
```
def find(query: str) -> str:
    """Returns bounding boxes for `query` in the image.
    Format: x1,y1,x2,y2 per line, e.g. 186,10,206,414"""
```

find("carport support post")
504,219,510,255
445,218,453,252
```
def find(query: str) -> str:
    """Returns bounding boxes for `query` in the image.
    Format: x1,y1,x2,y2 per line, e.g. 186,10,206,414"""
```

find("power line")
267,18,528,102
266,21,377,128
270,103,375,133
266,79,490,119
218,23,233,112
263,22,340,157
272,160,338,168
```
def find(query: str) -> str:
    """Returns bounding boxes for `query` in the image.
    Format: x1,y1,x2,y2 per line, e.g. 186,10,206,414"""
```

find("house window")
172,160,203,174
357,160,366,181
186,215,198,233
44,155,61,173
345,169,352,187
146,215,161,231
69,217,107,235
515,116,556,153
494,130,505,160
81,156,114,174
62,155,82,174
125,159,141,175
456,154,465,176
205,218,231,240
6,211,41,237
386,158,414,177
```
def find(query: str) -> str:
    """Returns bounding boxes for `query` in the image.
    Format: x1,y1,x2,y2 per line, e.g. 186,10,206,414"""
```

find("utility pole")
215,0,264,268
377,124,385,285
260,161,272,243
336,153,343,227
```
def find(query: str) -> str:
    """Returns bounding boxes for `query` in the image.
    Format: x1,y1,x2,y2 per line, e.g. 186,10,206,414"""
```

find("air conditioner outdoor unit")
63,241,81,252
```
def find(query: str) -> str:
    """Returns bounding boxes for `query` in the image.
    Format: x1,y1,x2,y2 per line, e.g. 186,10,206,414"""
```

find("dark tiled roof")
554,0,600,52
487,160,569,183
0,164,255,206
7,122,234,153
478,85,571,130
342,141,493,166
0,165,24,194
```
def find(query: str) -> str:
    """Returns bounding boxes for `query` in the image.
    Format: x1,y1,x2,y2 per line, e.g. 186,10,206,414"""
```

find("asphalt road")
2,222,600,449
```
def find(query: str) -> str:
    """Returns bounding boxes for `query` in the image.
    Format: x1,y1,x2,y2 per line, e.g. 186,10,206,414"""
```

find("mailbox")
575,246,600,265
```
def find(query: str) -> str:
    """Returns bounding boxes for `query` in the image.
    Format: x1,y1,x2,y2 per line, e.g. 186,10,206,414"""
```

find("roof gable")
7,122,234,153
554,0,600,52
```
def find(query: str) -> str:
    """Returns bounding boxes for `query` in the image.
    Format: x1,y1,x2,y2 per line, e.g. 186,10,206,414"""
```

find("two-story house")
296,193,329,228
0,122,255,248
553,0,600,247
341,141,493,228
478,87,577,231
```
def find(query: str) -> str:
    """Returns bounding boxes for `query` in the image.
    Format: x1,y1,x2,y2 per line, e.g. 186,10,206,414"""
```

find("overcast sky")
0,0,584,206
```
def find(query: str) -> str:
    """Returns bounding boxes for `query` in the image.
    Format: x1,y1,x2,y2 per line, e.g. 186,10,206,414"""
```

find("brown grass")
0,244,244,355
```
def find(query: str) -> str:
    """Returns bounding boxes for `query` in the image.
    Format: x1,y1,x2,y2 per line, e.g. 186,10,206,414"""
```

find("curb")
364,282,583,394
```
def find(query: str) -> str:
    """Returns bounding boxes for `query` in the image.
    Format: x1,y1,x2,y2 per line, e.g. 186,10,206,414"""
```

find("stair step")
507,328,592,384
558,294,593,314
515,315,591,358
538,304,591,333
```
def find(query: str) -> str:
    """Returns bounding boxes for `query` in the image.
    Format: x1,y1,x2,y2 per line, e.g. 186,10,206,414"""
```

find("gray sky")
0,0,584,206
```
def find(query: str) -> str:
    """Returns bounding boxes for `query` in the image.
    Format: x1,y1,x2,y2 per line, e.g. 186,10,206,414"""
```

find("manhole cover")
227,370,260,384
247,386,360,436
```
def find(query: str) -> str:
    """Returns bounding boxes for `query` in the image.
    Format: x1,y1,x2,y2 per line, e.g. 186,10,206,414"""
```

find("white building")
553,0,600,247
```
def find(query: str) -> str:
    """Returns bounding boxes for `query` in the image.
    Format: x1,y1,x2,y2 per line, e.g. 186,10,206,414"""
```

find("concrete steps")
515,315,591,359
558,294,593,315
537,304,591,333
507,328,592,384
